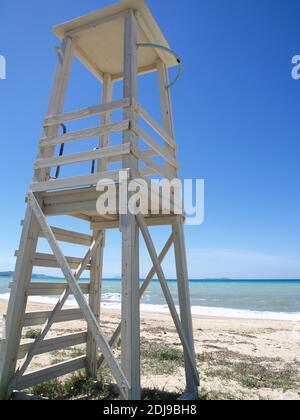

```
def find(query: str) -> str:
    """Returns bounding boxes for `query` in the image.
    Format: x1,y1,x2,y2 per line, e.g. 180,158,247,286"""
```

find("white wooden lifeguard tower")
0,0,199,400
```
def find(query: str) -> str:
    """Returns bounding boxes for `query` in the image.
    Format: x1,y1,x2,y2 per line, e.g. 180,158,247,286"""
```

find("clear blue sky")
1,0,300,279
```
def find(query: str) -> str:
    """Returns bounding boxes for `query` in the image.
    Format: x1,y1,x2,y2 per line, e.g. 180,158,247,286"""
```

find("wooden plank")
17,356,86,390
39,227,92,246
39,120,129,149
24,282,90,297
98,73,114,172
65,10,127,38
23,309,84,327
30,253,90,270
34,37,74,183
173,221,199,395
87,74,112,378
136,214,200,386
134,101,176,150
30,168,128,193
74,44,104,81
132,147,171,180
157,60,177,180
28,193,129,396
91,215,180,231
18,332,87,359
87,231,104,378
1,38,74,399
44,98,130,127
0,207,40,399
121,10,141,401
35,144,131,170
132,125,178,169
10,233,103,391
99,234,174,368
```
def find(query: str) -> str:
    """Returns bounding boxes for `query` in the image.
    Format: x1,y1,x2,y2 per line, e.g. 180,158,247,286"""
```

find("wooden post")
0,206,40,399
35,37,74,183
0,38,74,400
157,60,199,397
120,10,141,401
87,74,114,378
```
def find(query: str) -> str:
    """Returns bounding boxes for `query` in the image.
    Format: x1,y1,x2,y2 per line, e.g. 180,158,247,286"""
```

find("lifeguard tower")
0,0,199,400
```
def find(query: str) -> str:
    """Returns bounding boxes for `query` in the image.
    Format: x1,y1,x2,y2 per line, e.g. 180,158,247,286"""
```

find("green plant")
25,329,40,340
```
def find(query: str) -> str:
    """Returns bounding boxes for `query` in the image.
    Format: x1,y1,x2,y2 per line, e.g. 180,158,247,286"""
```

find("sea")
0,276,300,321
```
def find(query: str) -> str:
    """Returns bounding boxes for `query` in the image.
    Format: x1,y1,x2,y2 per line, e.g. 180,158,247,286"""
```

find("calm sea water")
1,277,300,320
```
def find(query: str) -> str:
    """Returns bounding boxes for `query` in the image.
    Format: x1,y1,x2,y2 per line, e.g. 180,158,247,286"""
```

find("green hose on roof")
137,43,182,89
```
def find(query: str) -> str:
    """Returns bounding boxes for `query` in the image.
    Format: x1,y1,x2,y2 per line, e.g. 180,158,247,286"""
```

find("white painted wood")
9,233,103,391
87,74,113,377
39,120,129,149
0,206,40,399
39,227,93,246
28,193,129,396
157,59,177,180
158,59,199,396
35,37,74,183
120,10,141,401
74,44,104,81
52,1,177,79
18,332,87,359
132,124,179,169
35,143,131,170
87,232,104,378
99,233,174,368
91,215,180,231
21,282,90,297
173,221,199,396
132,147,172,180
23,309,84,327
66,10,128,38
30,168,129,193
136,214,199,386
44,98,130,127
31,253,90,270
17,356,87,390
134,101,176,150
98,73,114,172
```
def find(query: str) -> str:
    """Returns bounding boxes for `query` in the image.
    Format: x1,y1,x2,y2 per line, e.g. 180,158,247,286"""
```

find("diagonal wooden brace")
9,231,104,391
136,214,200,386
98,233,174,368
27,192,130,396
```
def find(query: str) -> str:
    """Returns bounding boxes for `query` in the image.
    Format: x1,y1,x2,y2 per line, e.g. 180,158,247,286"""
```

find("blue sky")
0,0,300,279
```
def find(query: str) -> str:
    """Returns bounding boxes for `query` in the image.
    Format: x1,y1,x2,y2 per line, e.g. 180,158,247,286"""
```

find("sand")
0,298,299,400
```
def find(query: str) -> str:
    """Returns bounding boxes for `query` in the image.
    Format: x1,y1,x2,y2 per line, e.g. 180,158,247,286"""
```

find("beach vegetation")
25,329,40,340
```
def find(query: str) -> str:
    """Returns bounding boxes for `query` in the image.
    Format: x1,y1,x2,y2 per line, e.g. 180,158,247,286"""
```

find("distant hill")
0,272,61,279
0,271,14,277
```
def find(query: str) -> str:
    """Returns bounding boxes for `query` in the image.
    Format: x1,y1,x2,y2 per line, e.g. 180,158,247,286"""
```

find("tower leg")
0,206,40,399
120,9,141,400
86,231,104,378
173,221,199,397
87,72,113,378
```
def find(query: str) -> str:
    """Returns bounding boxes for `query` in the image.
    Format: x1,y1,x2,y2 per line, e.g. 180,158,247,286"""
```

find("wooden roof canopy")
53,0,177,81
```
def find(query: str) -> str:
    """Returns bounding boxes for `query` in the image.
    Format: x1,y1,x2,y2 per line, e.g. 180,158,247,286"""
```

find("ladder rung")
18,332,87,359
35,143,131,170
43,98,130,127
9,282,90,296
39,227,93,246
39,121,130,148
25,252,90,270
22,309,84,327
17,356,86,390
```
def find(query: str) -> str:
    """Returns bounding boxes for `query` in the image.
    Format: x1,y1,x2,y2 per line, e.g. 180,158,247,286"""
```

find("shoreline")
0,298,299,400
1,294,300,322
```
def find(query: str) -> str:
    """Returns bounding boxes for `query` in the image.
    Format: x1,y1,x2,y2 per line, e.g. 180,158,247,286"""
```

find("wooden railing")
30,98,179,193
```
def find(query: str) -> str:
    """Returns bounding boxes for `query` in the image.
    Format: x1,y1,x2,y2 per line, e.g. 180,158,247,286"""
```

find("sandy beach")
1,298,299,400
